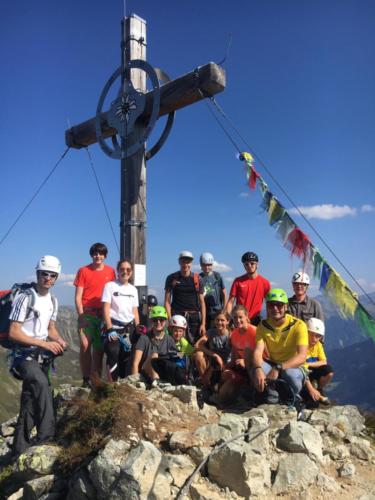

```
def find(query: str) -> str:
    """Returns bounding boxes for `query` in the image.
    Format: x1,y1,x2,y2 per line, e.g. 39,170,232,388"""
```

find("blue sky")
0,0,374,307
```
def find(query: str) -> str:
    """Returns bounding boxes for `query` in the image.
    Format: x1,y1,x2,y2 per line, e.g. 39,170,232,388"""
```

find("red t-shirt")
229,274,270,320
74,264,116,310
230,325,257,360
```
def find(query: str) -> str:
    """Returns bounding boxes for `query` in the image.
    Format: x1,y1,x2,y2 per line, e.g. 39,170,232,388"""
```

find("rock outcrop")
0,376,374,499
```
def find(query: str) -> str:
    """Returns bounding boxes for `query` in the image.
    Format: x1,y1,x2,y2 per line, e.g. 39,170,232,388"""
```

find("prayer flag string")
239,153,375,342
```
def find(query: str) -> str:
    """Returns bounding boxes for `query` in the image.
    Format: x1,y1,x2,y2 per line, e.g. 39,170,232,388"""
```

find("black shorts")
151,358,187,385
309,364,334,381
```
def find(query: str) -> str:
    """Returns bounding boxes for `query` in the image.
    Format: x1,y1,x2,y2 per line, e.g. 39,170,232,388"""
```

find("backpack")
0,283,57,349
172,272,200,293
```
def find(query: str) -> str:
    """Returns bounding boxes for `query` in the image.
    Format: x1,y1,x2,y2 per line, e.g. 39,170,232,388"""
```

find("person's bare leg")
142,354,159,380
79,331,91,380
319,372,334,390
193,351,207,379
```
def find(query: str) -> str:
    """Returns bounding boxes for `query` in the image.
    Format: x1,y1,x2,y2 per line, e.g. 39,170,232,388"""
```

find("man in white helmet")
8,256,66,456
288,271,324,323
199,252,227,329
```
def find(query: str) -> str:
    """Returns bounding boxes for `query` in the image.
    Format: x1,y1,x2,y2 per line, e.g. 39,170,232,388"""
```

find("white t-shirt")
9,288,58,340
101,280,139,324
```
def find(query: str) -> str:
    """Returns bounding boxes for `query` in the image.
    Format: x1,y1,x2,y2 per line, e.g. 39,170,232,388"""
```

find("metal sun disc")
107,80,145,137
95,59,161,160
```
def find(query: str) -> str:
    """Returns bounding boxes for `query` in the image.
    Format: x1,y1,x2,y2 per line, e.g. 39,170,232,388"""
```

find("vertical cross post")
121,14,148,317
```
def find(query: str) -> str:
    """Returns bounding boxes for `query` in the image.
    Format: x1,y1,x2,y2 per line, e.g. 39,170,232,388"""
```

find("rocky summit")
1,377,375,499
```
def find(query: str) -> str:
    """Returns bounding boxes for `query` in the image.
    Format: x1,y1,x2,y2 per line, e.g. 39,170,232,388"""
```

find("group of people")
6,243,334,457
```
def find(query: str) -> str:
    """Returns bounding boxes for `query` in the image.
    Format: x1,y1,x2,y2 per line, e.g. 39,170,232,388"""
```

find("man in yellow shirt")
252,288,308,401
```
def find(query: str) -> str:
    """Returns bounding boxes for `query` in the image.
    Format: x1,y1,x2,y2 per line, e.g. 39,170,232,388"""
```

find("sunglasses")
40,271,58,280
267,302,285,309
152,318,166,323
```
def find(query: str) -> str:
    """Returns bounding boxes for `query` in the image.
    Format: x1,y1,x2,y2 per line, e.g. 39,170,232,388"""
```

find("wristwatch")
275,363,283,372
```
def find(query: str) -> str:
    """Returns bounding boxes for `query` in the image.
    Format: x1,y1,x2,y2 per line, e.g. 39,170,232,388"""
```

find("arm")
305,378,321,401
75,286,84,315
164,290,172,320
281,344,308,370
224,296,235,315
131,349,143,375
252,341,266,392
220,287,227,310
48,321,67,349
9,321,64,355
307,359,327,369
199,294,206,335
102,301,112,330
133,307,140,326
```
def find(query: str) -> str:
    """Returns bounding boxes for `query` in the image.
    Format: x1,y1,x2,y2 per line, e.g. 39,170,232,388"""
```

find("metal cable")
175,424,270,499
85,148,120,255
0,147,70,248
206,96,375,307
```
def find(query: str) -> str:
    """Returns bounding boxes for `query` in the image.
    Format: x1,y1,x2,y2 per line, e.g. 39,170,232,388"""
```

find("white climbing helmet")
307,318,325,336
292,271,310,285
200,252,214,265
36,255,61,275
171,315,187,329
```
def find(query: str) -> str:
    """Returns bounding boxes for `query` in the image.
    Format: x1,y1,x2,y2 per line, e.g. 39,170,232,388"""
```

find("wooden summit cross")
65,13,225,312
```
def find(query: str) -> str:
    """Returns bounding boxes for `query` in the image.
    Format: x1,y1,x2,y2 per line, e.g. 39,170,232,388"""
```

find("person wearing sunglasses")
131,306,178,385
101,260,139,382
74,242,116,386
251,288,308,405
8,255,66,456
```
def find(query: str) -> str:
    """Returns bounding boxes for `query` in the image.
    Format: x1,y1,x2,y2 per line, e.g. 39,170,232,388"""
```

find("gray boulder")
272,453,319,494
113,440,162,499
276,421,323,462
316,472,340,492
88,439,131,497
208,440,271,497
160,453,196,488
15,444,62,480
247,414,270,455
338,461,356,477
309,406,365,436
23,475,65,500
67,470,97,500
218,413,249,435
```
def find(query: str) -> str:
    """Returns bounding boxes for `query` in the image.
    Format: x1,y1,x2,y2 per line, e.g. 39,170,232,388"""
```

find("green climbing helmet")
266,288,288,304
149,305,168,320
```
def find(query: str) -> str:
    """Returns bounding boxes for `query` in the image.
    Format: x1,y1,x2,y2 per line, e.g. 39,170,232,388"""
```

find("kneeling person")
132,306,183,385
9,256,66,456
253,289,308,404
303,318,334,405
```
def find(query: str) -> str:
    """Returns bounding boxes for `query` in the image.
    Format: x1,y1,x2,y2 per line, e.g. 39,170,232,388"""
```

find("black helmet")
147,295,158,307
241,251,259,263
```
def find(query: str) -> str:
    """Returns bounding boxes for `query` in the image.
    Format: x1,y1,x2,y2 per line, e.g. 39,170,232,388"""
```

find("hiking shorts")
309,364,334,382
225,362,249,386
78,314,103,351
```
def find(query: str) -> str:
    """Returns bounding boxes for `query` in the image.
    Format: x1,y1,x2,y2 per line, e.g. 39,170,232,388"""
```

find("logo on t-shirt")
113,292,134,298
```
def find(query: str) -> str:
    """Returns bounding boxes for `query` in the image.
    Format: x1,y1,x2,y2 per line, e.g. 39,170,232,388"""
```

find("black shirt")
165,272,203,313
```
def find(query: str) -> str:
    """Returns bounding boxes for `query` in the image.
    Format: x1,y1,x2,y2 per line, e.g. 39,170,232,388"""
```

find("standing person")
252,289,308,404
164,251,206,344
74,243,116,386
199,252,227,330
101,260,139,382
8,256,66,456
225,252,270,325
288,271,324,323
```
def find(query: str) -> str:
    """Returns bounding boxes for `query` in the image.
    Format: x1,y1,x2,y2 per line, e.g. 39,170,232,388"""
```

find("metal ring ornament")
95,59,161,159
145,68,176,161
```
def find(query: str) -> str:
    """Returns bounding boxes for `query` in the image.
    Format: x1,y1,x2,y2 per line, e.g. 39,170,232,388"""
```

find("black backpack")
0,283,57,349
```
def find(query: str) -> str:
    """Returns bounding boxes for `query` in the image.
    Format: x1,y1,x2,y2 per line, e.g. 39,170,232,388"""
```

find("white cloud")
239,192,249,198
289,204,357,220
62,281,74,287
270,281,279,287
59,273,76,282
356,278,375,291
224,276,234,283
192,261,232,273
361,204,375,213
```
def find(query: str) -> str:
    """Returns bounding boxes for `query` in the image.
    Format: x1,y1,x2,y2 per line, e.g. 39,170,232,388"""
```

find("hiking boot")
81,377,91,389
319,395,330,405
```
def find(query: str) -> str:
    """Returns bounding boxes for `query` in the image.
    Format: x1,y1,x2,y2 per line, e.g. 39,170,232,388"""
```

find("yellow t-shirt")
255,313,308,364
306,341,326,364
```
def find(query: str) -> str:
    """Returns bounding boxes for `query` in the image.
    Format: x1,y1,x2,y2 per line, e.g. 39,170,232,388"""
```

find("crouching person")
303,318,334,406
131,306,184,386
252,289,308,405
9,256,66,457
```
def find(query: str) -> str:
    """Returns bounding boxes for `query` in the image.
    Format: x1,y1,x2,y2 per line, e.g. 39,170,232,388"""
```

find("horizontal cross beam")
65,62,226,149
